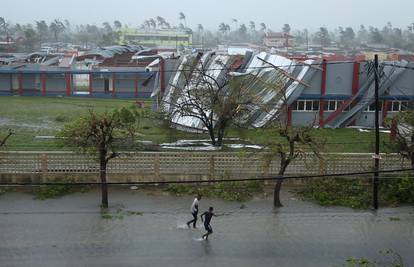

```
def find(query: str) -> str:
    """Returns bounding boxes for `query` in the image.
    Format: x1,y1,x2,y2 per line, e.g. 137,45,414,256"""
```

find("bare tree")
165,64,261,147
0,129,13,147
59,107,141,208
386,109,414,169
258,58,324,207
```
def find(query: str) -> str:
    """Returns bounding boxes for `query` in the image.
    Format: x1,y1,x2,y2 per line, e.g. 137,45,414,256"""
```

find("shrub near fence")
0,152,410,183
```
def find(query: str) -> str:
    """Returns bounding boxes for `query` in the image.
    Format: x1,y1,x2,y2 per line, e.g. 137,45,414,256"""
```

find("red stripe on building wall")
319,59,327,127
159,58,165,97
65,73,71,96
287,107,292,126
351,62,360,95
112,74,116,98
41,73,46,95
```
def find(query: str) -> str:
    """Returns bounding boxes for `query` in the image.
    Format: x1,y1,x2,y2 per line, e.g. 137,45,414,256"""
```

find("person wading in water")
201,206,217,240
187,194,201,228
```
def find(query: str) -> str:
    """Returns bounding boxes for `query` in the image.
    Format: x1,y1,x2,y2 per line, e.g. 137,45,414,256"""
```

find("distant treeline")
1,15,414,52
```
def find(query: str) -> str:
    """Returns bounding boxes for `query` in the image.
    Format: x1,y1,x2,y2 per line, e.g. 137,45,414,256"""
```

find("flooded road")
0,188,413,267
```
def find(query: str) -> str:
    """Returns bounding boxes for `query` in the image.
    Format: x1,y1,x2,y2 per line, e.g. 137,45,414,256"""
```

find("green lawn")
0,96,200,150
0,96,390,152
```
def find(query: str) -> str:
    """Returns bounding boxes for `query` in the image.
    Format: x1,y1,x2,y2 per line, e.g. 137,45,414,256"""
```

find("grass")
0,96,201,150
230,127,391,153
0,96,392,152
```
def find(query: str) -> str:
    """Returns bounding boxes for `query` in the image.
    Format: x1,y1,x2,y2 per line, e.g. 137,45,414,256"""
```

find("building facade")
119,28,193,47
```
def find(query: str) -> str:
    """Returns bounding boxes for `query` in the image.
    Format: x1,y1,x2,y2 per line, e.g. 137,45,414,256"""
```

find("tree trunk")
273,180,283,207
274,156,288,208
217,128,224,146
216,121,226,147
100,155,108,208
207,126,216,146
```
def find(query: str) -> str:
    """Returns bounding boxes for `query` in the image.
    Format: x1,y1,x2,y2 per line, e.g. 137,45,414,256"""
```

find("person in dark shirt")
201,206,216,240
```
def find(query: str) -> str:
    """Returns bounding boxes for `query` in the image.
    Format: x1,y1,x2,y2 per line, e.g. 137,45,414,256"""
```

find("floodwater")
0,188,413,267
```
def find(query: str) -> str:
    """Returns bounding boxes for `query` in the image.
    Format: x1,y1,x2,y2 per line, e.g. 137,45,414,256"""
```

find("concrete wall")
388,63,414,98
90,73,155,97
0,74,11,92
45,74,66,92
292,111,319,126
355,111,383,127
325,62,354,96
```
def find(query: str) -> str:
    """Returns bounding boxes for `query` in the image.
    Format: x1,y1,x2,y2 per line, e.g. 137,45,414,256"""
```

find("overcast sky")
2,0,414,31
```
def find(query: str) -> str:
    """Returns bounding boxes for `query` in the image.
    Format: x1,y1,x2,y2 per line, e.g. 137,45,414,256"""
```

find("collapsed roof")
158,50,411,131
76,45,144,60
160,51,319,130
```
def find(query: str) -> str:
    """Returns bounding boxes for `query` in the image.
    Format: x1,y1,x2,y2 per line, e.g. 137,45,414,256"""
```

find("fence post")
154,154,160,181
319,156,326,175
262,156,271,185
209,155,215,180
41,154,48,181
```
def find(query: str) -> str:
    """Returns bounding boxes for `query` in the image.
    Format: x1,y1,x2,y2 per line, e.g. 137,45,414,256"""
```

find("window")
324,100,338,111
292,100,319,111
323,100,352,112
305,100,313,111
365,101,383,112
388,101,409,112
312,101,320,111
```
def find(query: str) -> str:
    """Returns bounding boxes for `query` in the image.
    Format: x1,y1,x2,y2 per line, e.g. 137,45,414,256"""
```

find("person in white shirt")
186,194,201,228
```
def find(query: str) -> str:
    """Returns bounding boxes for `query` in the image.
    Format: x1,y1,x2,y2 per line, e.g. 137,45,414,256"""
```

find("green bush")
297,174,414,209
165,181,264,202
55,115,69,122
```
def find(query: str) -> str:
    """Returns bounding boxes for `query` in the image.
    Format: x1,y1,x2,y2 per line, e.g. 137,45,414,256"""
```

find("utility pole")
373,54,380,210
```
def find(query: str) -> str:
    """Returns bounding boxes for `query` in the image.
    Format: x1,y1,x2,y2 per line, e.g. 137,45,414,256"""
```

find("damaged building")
158,49,414,129
0,45,160,98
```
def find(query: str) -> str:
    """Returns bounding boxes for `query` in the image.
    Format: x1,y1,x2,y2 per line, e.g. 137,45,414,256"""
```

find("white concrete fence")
0,152,410,179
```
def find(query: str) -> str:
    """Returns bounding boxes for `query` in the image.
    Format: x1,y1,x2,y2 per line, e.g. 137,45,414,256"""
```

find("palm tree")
249,21,256,32
149,19,156,29
283,24,291,34
225,24,231,35
156,16,166,28
232,18,238,30
197,24,204,45
113,20,122,30
49,19,65,42
260,22,267,32
239,24,248,38
36,20,49,42
0,17,10,41
179,12,186,28
102,22,112,33
219,23,227,35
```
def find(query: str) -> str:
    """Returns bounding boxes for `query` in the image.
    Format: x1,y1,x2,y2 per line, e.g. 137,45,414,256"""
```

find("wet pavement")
0,187,413,267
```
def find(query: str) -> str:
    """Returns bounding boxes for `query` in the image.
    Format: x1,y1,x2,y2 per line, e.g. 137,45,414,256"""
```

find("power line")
0,168,412,187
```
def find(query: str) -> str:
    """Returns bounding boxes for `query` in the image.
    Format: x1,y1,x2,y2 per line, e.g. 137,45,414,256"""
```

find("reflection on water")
0,188,413,267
